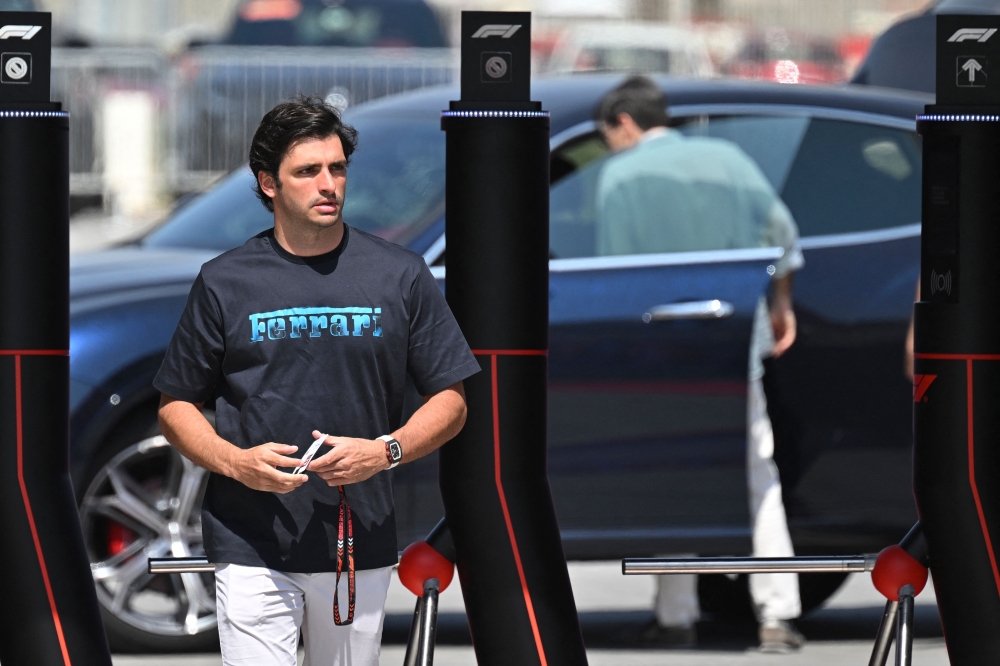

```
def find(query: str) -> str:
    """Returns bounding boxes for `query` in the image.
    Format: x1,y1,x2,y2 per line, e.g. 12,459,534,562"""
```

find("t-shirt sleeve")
406,262,480,396
730,147,805,278
762,198,805,279
153,272,226,403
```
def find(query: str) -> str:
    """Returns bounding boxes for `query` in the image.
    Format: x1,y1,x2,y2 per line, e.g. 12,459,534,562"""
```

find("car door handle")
643,300,735,322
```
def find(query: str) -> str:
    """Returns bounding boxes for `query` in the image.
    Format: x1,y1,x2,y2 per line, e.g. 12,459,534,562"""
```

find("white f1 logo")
0,25,42,40
948,28,998,43
472,24,522,39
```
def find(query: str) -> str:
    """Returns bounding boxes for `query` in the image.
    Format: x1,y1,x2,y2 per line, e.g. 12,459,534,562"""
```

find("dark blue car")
71,75,929,650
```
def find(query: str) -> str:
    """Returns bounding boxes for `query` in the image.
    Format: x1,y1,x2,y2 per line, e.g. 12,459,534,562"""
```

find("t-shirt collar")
639,126,670,144
263,224,350,265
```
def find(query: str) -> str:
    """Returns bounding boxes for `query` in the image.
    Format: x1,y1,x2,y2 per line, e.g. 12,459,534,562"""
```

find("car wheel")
698,572,849,621
79,417,218,652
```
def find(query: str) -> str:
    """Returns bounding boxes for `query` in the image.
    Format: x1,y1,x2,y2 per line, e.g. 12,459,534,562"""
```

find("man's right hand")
228,443,308,493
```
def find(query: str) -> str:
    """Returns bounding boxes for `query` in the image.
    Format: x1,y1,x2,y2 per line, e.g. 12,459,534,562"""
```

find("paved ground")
111,563,948,666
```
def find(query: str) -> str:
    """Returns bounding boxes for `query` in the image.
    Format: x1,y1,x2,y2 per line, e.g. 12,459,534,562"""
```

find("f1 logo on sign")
0,24,42,40
1,52,30,84
471,24,521,39
948,28,997,43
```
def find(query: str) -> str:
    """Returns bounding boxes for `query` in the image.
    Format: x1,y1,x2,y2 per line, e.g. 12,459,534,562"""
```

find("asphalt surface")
111,563,948,666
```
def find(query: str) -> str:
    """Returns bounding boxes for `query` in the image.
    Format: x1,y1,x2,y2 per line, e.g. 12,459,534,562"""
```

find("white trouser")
655,376,801,626
216,563,393,666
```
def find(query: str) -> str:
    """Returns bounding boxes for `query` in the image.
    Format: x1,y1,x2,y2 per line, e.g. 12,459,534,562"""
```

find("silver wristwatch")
379,435,402,469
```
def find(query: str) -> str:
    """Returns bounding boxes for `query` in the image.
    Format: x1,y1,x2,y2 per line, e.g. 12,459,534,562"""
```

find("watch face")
389,441,402,461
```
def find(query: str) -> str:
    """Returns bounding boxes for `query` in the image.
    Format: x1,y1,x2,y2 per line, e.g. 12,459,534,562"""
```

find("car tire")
698,571,849,621
79,408,219,653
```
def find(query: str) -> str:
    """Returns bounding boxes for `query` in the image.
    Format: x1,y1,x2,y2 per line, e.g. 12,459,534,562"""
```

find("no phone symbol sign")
957,56,986,87
1,52,30,84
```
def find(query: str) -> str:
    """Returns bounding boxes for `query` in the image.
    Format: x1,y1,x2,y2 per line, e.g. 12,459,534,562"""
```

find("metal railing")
53,47,167,196
51,46,457,201
167,46,456,186
622,554,878,575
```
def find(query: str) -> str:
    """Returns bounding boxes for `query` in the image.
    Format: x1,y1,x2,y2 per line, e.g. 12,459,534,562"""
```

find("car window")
779,118,921,237
679,115,809,192
144,114,445,252
548,114,920,259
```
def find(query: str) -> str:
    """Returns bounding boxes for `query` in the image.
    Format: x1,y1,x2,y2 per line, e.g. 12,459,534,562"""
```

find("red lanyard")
333,484,355,625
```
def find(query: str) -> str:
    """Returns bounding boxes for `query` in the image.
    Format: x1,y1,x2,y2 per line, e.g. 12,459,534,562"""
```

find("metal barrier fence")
52,46,457,204
53,47,166,197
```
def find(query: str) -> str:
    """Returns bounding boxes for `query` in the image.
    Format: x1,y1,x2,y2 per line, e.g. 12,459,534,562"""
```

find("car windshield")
143,113,445,252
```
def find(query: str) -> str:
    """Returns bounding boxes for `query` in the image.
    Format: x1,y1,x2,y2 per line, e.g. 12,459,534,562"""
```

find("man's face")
261,134,348,230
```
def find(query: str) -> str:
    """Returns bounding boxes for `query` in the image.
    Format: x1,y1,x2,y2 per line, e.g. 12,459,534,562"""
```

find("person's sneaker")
638,620,696,648
759,619,805,653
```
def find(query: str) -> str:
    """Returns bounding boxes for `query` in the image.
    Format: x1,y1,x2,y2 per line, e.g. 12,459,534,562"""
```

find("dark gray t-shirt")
153,226,479,572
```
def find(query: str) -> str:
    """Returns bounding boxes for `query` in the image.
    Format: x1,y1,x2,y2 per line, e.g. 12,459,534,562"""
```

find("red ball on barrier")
871,545,928,601
398,540,455,596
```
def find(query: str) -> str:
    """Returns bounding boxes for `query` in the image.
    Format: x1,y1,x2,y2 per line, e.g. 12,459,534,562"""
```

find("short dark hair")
594,76,670,131
248,94,359,212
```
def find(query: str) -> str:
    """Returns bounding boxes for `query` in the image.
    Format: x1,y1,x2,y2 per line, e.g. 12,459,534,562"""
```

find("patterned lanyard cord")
333,484,356,625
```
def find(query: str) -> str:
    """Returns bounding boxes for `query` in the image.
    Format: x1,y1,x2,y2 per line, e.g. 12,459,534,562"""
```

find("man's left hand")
307,430,387,486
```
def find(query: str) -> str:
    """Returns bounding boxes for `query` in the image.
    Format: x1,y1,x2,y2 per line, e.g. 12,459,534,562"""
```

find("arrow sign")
964,58,983,81
957,56,988,87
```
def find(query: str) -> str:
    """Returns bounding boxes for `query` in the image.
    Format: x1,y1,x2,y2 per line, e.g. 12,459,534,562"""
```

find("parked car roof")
353,74,932,135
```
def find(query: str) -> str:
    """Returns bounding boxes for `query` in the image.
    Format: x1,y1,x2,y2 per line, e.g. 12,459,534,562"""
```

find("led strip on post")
917,114,1000,122
441,110,550,119
0,110,68,119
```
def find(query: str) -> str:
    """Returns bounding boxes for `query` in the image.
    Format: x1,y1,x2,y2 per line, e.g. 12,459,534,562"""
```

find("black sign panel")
0,12,50,104
937,14,1000,106
460,11,530,103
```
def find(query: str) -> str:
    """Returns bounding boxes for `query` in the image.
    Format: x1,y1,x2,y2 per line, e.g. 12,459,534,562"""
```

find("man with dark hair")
154,95,479,665
594,76,806,652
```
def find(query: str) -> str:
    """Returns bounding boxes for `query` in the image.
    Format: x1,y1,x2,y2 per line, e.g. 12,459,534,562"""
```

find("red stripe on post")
915,353,1000,361
15,356,73,666
0,350,69,356
490,354,549,666
472,349,547,356
966,360,1000,599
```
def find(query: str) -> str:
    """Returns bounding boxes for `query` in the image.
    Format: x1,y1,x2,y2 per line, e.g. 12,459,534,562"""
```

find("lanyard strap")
333,484,355,625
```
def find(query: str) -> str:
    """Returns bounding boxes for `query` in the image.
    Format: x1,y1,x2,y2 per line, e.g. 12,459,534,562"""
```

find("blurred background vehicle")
723,28,846,84
853,0,1000,94
68,74,927,651
222,0,447,47
543,21,715,76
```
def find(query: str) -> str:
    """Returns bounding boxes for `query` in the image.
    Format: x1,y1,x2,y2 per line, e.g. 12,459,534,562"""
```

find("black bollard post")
438,11,588,666
914,14,1000,664
0,11,112,666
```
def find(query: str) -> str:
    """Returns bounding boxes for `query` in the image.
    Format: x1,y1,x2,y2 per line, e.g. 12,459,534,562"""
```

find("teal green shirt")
596,130,804,279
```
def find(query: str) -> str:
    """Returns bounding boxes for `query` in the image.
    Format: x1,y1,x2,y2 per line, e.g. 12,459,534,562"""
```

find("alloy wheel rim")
81,435,215,637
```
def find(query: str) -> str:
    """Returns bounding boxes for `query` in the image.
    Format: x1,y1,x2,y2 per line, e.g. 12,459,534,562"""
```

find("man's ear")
258,170,278,199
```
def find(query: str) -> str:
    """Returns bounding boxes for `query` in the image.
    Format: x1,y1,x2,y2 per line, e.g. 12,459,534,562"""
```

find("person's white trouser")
215,563,393,666
655,377,801,626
